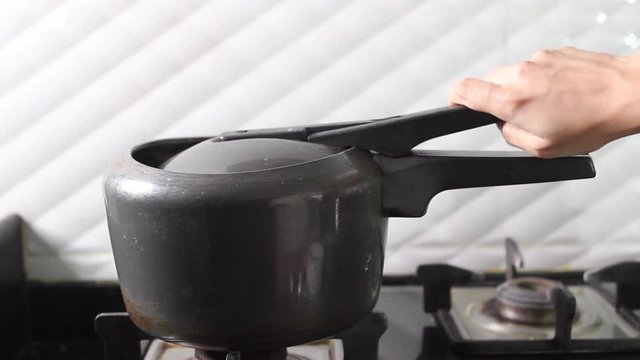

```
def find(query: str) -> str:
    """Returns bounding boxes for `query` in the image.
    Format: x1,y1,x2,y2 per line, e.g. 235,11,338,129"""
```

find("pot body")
103,138,387,350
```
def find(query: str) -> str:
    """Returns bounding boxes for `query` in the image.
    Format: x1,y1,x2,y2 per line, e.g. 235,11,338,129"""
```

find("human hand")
449,47,640,158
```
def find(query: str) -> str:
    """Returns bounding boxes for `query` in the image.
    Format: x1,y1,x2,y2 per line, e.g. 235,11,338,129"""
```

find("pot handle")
308,107,501,157
375,151,595,217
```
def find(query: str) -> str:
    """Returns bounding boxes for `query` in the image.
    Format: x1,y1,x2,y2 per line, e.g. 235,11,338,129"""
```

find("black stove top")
7,283,640,360
376,283,640,360
4,216,640,360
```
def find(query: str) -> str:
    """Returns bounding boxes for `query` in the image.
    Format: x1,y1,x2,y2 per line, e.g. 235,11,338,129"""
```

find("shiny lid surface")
162,138,344,174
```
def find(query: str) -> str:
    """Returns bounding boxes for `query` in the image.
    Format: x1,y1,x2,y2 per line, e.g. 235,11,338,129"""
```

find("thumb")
449,78,509,119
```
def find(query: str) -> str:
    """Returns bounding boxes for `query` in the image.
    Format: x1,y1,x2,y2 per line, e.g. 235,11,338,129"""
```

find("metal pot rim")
128,137,357,176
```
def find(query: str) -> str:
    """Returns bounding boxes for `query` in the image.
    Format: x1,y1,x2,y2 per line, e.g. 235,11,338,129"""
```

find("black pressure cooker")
103,107,595,355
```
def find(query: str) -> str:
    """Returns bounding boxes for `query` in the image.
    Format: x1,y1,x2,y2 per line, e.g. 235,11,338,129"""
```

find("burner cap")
497,277,563,309
492,277,568,326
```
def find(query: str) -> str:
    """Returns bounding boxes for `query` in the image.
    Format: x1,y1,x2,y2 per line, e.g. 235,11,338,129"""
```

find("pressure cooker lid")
162,138,345,174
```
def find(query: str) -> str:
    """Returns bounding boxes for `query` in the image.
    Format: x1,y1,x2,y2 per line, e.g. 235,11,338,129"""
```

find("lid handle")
308,107,501,157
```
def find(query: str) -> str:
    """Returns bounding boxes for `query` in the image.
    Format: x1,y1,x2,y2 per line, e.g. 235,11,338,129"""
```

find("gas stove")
88,240,640,360
3,214,640,360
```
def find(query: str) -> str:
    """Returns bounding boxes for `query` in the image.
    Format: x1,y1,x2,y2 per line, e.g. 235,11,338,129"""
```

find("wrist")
610,55,640,139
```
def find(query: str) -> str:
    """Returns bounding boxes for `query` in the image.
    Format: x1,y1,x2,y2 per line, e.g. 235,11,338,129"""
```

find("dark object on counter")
0,215,126,360
103,107,596,354
0,214,27,357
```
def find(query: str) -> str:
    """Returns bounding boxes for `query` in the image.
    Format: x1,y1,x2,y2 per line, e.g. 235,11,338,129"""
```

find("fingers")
555,46,579,55
448,77,513,119
534,46,612,65
483,64,519,84
450,82,561,158
500,122,556,158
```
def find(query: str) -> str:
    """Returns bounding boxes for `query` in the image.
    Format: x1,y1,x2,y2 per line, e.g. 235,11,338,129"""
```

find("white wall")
0,0,638,280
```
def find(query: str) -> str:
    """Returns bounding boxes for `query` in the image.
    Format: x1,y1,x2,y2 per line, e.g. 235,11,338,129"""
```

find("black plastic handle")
217,121,372,142
375,150,596,217
308,107,502,157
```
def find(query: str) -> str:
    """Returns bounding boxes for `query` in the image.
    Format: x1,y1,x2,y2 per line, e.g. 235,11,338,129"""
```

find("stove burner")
194,348,287,360
492,276,570,326
418,239,640,355
472,289,598,339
